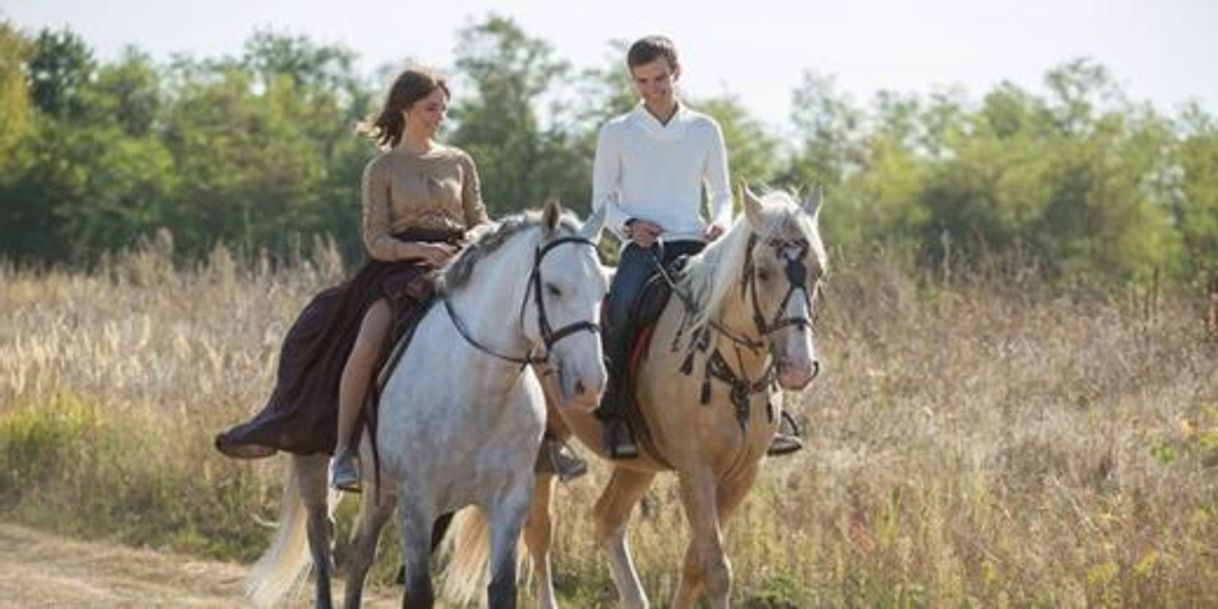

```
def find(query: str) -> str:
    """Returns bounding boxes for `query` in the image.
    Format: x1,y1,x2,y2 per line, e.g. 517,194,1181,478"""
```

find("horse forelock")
680,189,826,340
440,210,583,292
757,190,827,274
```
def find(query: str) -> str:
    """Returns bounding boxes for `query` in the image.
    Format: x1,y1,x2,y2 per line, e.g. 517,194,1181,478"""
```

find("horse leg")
541,376,574,440
392,512,452,587
686,464,762,609
342,489,396,609
486,490,532,609
672,469,731,609
398,500,436,609
523,473,559,609
594,466,657,609
295,454,337,609
716,464,760,528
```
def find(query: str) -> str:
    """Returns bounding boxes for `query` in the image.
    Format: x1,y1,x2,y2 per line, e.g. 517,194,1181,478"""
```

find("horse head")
520,200,609,409
740,185,827,390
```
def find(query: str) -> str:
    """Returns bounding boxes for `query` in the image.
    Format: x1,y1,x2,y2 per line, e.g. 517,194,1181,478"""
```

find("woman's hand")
462,223,492,245
416,242,458,267
398,241,457,266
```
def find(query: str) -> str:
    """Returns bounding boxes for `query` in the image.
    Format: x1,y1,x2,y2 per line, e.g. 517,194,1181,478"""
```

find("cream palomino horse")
446,186,826,609
246,201,608,609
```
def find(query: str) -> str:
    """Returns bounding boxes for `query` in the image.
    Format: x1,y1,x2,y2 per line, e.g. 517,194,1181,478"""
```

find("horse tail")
246,457,333,607
439,507,529,606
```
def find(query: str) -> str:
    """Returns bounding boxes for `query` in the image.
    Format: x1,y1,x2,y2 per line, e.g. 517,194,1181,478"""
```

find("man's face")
630,58,679,108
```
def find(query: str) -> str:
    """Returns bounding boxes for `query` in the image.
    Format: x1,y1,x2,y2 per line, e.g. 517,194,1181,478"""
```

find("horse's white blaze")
776,293,816,389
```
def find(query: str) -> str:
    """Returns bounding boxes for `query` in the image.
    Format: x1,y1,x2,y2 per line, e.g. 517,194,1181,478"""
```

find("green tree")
1045,58,1121,137
787,71,864,189
241,30,358,93
698,95,782,190
92,48,162,137
0,20,30,168
162,63,359,257
26,28,94,119
1173,104,1218,280
449,15,588,213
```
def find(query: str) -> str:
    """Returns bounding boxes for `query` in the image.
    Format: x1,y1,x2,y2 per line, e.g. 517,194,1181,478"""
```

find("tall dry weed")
1,244,1215,607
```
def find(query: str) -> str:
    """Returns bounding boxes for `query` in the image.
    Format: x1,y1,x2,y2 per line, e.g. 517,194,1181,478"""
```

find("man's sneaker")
328,449,361,493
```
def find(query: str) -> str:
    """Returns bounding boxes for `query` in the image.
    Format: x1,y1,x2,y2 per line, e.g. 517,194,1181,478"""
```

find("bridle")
443,235,600,368
741,234,815,341
659,232,821,427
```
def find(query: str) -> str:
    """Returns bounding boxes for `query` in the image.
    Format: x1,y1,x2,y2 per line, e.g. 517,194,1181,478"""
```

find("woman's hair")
366,68,450,149
626,36,679,70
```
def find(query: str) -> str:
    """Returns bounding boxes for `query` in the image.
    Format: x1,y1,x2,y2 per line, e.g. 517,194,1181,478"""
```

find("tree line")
1,14,1215,286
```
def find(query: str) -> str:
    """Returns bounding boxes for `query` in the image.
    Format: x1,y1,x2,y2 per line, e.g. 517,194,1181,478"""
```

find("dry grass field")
2,238,1216,607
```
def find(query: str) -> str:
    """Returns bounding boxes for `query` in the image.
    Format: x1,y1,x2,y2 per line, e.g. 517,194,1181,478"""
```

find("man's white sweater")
591,102,732,242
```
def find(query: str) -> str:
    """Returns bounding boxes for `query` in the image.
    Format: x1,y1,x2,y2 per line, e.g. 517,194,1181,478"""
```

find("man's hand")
704,223,726,241
627,219,663,248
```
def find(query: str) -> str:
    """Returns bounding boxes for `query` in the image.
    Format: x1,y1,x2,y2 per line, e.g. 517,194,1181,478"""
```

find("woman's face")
404,87,448,138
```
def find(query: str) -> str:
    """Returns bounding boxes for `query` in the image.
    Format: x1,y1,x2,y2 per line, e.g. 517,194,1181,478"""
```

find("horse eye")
757,269,771,282
546,283,562,297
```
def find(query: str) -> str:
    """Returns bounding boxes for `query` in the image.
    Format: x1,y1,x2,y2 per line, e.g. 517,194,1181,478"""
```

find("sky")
5,0,1217,134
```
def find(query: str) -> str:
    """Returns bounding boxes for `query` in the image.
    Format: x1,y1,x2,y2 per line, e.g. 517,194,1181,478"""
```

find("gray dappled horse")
246,201,608,609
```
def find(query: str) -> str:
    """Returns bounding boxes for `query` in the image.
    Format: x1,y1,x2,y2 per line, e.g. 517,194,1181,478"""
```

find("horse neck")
447,230,539,356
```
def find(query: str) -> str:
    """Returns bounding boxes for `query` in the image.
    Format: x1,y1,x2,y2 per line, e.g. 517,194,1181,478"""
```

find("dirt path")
0,523,401,608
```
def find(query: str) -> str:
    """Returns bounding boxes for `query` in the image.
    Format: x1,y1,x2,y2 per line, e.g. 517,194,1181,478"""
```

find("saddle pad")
627,325,657,384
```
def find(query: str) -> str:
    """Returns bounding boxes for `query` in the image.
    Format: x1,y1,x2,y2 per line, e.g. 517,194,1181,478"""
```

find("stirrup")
604,419,639,460
766,411,804,457
536,438,588,482
766,433,803,456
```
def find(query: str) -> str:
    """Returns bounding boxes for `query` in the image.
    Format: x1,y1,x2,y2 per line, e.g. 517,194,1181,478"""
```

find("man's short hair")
627,36,679,70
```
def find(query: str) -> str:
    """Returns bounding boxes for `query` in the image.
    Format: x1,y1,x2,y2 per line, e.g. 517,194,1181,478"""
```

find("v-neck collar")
631,101,687,137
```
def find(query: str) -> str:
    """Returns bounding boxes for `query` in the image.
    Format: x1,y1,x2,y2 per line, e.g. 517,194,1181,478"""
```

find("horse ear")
580,205,605,241
741,182,764,227
802,184,824,222
542,198,563,234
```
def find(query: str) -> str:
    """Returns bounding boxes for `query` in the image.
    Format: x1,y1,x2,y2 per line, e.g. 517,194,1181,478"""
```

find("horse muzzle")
565,377,603,412
777,358,819,390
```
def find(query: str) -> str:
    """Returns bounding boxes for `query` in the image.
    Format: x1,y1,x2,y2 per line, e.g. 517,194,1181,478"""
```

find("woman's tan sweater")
361,144,489,260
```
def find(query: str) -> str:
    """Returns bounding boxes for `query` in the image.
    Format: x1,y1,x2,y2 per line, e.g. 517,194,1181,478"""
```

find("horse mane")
440,210,581,292
680,190,826,342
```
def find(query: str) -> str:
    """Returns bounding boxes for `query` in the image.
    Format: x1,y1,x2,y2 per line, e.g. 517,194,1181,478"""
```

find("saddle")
617,254,691,381
623,266,682,375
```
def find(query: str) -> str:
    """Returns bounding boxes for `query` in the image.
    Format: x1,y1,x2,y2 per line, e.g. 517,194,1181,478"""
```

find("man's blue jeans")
600,239,705,419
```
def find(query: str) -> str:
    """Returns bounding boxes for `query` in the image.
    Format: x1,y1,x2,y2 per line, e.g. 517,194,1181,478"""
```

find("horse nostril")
810,360,821,380
575,380,586,396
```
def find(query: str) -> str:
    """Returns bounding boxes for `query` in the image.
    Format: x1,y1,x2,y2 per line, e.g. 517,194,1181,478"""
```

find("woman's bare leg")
330,298,392,491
